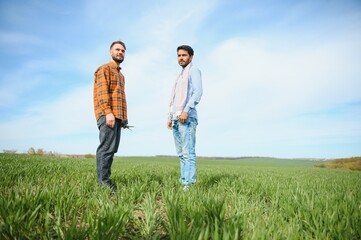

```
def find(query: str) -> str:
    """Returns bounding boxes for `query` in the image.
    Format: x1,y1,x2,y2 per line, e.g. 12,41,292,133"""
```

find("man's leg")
96,116,122,187
172,121,187,185
185,118,197,184
176,118,198,186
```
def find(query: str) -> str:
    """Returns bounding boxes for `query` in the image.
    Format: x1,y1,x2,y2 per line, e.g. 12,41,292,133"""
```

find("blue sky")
0,0,360,158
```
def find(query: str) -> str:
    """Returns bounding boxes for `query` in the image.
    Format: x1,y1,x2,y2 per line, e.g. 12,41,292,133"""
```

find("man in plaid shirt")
93,40,128,193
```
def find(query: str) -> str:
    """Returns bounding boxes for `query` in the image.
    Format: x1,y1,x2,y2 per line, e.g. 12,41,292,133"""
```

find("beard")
179,61,189,68
112,56,124,64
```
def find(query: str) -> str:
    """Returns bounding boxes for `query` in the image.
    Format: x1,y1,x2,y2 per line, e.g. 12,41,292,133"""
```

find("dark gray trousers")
96,116,122,185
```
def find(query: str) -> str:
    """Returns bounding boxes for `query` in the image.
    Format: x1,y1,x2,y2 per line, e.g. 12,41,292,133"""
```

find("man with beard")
93,41,128,193
167,45,203,192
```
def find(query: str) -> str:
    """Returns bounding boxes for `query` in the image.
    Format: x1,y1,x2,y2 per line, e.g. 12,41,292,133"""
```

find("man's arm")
179,68,202,123
95,66,115,128
184,68,202,112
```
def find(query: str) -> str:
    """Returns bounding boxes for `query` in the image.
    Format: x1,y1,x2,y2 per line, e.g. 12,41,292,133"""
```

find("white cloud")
0,73,44,108
0,57,67,108
202,36,361,120
0,85,94,139
195,35,361,158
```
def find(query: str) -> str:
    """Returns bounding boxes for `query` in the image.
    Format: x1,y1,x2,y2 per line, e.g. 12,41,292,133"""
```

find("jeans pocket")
187,117,197,126
97,116,106,129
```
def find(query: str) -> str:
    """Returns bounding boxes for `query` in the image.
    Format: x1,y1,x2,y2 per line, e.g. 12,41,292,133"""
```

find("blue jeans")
96,116,122,186
172,117,198,186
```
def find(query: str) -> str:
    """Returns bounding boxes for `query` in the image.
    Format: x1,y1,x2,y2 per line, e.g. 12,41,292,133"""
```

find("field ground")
0,153,360,239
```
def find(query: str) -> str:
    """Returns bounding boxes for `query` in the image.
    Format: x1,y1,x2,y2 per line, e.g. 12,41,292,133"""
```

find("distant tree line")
2,148,95,159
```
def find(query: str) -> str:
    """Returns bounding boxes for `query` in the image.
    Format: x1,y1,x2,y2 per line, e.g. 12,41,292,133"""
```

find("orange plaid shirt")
93,61,128,124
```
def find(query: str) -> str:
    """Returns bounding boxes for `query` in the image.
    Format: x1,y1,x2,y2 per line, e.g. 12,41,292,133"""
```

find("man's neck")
111,59,121,67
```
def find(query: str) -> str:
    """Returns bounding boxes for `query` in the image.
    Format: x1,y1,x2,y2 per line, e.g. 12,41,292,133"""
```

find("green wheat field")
0,153,360,239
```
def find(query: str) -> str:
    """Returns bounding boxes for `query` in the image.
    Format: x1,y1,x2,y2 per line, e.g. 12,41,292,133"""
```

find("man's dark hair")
110,40,126,50
177,45,194,56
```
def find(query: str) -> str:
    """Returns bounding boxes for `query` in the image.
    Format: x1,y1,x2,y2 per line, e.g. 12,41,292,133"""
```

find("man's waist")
171,110,197,119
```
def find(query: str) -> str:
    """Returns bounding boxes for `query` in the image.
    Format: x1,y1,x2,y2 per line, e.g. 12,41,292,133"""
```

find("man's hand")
106,113,115,128
179,112,188,124
167,121,172,130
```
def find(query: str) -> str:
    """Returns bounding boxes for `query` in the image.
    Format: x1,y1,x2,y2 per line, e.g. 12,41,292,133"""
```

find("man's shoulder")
95,63,113,77
96,63,110,71
190,65,201,75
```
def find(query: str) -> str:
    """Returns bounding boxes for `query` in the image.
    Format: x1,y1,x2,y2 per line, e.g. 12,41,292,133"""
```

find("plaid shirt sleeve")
94,65,112,119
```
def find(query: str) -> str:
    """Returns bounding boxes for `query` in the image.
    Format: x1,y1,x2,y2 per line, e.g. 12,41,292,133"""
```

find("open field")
1,153,360,239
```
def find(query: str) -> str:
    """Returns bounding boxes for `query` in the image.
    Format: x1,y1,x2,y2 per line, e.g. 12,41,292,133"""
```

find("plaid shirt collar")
109,61,121,70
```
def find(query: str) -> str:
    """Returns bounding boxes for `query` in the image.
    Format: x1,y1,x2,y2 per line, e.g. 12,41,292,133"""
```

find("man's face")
110,43,125,64
177,49,193,68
